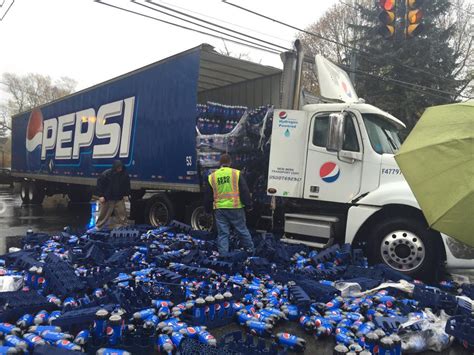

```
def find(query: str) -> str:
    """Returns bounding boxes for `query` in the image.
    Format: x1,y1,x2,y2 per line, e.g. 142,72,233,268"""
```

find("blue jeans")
214,208,254,254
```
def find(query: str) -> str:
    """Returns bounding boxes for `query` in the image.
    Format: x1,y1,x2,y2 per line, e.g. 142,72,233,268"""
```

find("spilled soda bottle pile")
0,223,471,354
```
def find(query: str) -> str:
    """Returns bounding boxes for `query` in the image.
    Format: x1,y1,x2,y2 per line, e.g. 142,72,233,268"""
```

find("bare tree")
1,72,77,115
218,40,256,62
0,73,76,168
443,0,474,98
298,0,372,94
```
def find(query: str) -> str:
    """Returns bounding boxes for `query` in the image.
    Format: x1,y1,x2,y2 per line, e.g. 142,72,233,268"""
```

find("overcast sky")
0,0,338,103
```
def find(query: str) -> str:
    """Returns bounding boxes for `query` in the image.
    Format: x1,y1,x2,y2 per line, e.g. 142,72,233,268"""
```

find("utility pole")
350,50,357,85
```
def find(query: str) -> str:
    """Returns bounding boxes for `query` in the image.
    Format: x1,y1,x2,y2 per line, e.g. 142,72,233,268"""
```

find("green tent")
395,101,474,247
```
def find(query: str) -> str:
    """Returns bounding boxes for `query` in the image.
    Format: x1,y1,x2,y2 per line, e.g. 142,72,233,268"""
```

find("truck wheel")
130,189,146,201
367,217,440,281
186,202,214,231
68,188,92,204
20,182,29,204
27,182,45,205
146,194,175,227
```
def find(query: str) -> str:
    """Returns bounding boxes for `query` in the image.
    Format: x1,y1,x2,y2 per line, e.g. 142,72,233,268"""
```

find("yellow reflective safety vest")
208,167,243,209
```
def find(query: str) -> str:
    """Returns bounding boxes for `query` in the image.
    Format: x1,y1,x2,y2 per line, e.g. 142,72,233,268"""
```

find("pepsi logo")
61,340,69,345
187,327,196,334
282,333,290,339
106,327,114,336
341,81,352,98
279,111,287,120
26,109,44,153
320,162,340,183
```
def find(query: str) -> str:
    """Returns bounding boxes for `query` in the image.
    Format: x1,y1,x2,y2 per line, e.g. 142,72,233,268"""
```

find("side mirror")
327,113,345,152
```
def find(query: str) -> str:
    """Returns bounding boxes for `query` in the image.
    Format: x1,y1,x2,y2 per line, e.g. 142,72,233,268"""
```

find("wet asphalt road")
0,185,471,354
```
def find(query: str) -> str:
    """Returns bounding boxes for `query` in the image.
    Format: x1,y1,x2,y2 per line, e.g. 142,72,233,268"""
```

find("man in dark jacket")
95,160,131,230
204,154,254,255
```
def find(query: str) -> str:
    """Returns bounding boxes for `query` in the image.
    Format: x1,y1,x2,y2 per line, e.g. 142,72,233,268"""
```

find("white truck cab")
267,55,474,279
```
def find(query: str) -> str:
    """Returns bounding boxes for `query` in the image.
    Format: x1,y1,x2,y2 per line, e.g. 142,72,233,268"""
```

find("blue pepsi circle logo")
26,109,43,171
341,81,352,98
187,327,196,334
320,162,340,183
279,111,287,120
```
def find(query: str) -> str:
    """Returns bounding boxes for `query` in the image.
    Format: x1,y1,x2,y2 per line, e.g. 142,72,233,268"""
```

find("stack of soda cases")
196,102,272,174
0,226,471,354
196,102,246,135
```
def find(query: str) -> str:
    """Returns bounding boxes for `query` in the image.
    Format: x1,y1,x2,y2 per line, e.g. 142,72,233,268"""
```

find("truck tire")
367,217,441,281
27,182,45,205
68,188,92,204
130,189,146,201
145,194,175,227
186,201,214,231
20,182,29,204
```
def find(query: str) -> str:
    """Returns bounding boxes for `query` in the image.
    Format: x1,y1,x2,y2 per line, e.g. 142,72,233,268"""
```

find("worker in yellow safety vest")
204,154,255,255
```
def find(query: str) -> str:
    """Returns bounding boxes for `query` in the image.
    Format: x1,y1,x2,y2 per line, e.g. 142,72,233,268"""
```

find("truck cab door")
303,111,363,203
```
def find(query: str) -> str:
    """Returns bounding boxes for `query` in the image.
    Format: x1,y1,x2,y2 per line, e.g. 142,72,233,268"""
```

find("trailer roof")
12,44,282,118
197,44,281,92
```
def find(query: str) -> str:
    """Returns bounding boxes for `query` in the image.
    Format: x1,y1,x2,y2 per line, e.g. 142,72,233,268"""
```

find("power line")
143,0,291,52
159,0,292,45
221,0,466,87
342,65,460,101
97,0,472,99
132,0,289,53
94,1,281,55
0,0,14,21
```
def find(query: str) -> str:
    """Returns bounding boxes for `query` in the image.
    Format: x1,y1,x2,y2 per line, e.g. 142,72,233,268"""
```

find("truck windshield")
362,114,402,154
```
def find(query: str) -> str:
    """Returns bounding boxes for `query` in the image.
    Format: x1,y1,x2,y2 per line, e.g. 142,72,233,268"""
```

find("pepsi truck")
11,43,474,279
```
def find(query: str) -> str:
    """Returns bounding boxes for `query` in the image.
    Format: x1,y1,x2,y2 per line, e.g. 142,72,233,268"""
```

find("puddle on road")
0,186,99,253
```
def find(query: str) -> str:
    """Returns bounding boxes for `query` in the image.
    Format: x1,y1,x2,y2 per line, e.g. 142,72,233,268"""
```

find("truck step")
284,213,339,240
280,236,332,249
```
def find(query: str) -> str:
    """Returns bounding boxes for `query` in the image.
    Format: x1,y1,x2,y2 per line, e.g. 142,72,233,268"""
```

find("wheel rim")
149,201,169,227
380,230,425,272
191,206,213,231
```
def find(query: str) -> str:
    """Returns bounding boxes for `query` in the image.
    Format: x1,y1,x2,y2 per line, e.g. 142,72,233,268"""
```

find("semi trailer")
11,43,474,279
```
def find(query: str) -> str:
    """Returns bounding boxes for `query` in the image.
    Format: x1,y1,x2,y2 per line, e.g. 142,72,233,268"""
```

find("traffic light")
378,0,396,39
406,0,424,38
